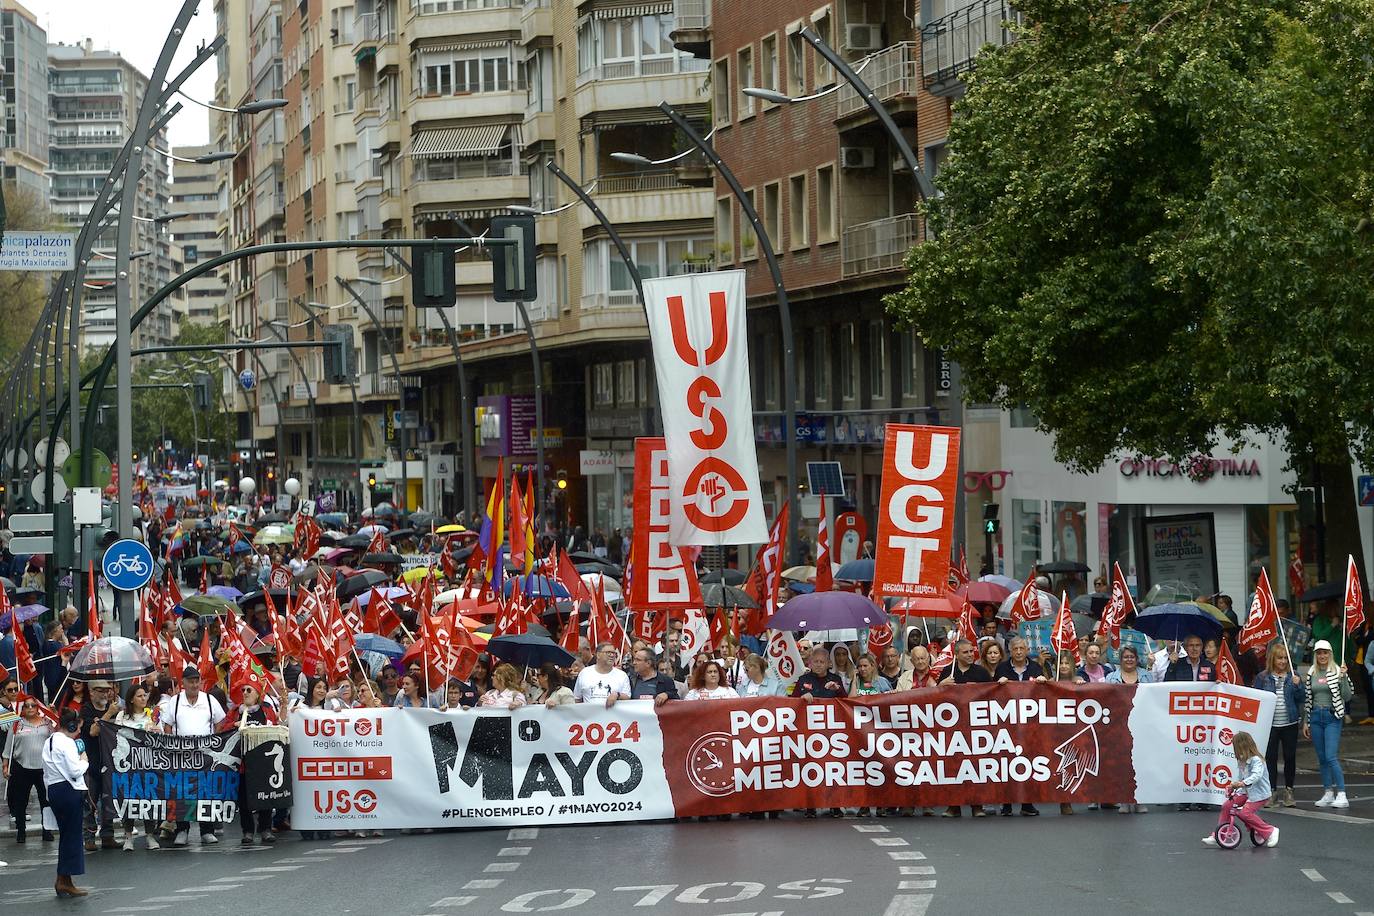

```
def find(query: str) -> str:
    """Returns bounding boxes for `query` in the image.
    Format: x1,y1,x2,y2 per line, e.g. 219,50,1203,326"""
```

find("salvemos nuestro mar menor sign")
100,723,243,824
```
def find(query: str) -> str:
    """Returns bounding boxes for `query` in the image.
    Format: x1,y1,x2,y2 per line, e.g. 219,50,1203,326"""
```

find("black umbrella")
1039,560,1091,575
338,534,371,549
452,544,476,563
362,551,404,566
477,622,552,639
702,583,758,610
239,588,293,608
486,633,573,668
576,562,623,578
701,569,748,586
181,556,229,572
386,528,418,540
257,512,289,524
1297,580,1344,603
68,636,156,683
337,568,391,600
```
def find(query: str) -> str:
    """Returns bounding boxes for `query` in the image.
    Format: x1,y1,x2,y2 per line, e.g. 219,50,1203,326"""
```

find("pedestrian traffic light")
490,215,537,302
983,502,1000,534
411,244,456,307
322,324,356,384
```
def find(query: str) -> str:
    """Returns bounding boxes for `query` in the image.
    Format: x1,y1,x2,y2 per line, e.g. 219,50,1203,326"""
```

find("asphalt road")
2,780,1371,916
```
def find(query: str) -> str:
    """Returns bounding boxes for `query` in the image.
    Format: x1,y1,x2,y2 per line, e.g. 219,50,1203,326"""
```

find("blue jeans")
1309,707,1345,793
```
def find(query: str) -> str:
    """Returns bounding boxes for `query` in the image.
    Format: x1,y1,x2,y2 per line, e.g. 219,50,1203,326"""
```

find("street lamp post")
653,102,802,563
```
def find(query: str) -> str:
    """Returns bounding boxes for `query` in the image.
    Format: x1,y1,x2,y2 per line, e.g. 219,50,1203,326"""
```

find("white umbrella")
356,524,390,537
435,586,485,605
996,589,1060,621
579,572,622,602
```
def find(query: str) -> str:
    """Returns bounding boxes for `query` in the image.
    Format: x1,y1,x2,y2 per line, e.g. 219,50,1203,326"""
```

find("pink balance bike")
1213,787,1267,850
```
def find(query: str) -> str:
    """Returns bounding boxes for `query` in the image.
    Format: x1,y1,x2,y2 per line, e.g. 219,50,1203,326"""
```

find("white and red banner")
290,683,1271,829
627,437,704,611
873,424,961,598
644,271,766,546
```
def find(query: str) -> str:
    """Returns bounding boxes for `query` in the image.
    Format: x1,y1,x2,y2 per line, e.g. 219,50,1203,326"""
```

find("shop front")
998,417,1302,603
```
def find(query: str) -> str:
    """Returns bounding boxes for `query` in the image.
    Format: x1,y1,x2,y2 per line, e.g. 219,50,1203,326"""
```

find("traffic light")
322,324,356,384
367,472,377,491
983,502,1000,535
556,469,568,491
193,373,212,410
411,244,456,307
267,468,276,482
490,215,537,302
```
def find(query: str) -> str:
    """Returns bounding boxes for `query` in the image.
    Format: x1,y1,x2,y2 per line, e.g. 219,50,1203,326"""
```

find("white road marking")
334,837,391,845
102,907,170,913
900,866,936,875
433,896,478,907
899,880,938,890
462,879,504,890
325,845,367,852
507,827,539,840
304,848,343,855
1273,808,1373,825
1328,893,1354,904
498,847,531,856
213,875,272,882
243,865,305,873
871,837,908,846
887,851,927,860
484,862,520,872
175,886,239,893
1302,869,1327,883
854,824,889,833
271,857,321,863
881,893,933,916
142,896,207,903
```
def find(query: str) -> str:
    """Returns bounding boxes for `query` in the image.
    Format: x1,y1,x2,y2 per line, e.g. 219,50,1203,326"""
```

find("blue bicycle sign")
102,538,155,591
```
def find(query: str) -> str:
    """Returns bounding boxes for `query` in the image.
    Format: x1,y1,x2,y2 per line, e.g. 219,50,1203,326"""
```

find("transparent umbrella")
68,636,156,683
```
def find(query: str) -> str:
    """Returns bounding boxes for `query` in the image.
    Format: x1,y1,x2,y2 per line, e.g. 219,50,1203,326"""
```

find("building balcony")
410,172,526,209
577,296,646,329
353,13,397,60
519,0,551,44
837,42,920,122
921,0,1023,97
49,82,122,97
359,372,400,398
669,0,711,58
573,63,707,122
841,213,920,278
408,0,518,42
577,173,711,231
406,89,526,128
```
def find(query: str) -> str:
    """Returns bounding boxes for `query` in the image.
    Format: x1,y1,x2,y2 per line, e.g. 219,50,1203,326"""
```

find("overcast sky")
26,1,219,149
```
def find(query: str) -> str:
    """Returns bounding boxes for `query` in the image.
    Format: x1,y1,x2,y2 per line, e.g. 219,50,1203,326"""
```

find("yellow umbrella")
435,524,467,534
782,565,816,581
401,566,435,584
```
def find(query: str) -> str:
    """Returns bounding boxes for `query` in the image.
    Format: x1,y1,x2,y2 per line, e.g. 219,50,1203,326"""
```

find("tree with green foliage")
888,0,1374,582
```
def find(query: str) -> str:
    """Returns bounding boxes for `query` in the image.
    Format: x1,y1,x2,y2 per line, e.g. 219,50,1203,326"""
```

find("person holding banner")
112,684,159,850
1303,640,1354,808
683,659,739,701
236,685,278,846
1252,642,1301,809
896,646,939,690
575,643,630,707
995,637,1045,684
627,650,678,705
738,654,783,697
157,666,226,846
538,665,575,708
1105,646,1153,685
42,709,88,898
479,665,528,709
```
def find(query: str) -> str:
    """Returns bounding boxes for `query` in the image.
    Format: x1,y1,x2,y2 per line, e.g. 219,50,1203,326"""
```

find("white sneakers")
173,829,188,847
1201,835,1217,847
145,834,160,850
1266,828,1280,848
122,835,134,852
1315,790,1335,807
1332,792,1349,808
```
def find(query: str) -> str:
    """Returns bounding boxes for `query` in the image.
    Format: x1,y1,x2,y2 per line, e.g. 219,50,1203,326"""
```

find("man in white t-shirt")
157,667,227,846
572,643,630,707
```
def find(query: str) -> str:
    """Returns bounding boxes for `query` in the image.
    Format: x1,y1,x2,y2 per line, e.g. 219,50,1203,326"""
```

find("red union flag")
1239,567,1279,653
873,424,961,598
1345,554,1364,635
1216,639,1240,685
644,271,766,545
1099,561,1137,648
628,438,704,610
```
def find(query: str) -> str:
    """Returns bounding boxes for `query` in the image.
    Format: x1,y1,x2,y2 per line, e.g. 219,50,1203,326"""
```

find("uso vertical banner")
873,424,961,598
643,271,767,546
628,437,704,610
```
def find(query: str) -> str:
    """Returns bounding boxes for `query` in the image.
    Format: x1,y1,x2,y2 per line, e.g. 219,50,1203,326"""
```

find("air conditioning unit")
846,23,883,51
840,146,875,169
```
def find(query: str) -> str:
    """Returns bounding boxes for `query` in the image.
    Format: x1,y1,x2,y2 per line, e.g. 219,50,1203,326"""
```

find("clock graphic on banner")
685,732,736,797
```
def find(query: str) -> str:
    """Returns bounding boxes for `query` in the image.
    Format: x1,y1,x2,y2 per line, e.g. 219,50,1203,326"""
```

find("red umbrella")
955,581,1012,605
892,593,962,618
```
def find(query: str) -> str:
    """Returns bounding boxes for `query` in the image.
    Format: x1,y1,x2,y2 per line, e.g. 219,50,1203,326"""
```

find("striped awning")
412,38,512,54
591,2,671,19
409,124,513,158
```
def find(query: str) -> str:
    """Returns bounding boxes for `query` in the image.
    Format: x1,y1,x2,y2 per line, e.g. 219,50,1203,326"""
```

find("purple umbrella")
766,591,888,632
207,585,244,601
356,585,410,607
0,604,48,630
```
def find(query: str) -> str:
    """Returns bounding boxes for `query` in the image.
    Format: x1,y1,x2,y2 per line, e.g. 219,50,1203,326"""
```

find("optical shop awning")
409,124,521,158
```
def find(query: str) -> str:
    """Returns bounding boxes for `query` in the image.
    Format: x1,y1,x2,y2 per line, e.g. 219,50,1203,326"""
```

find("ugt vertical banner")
873,424,961,598
643,271,766,546
628,437,704,610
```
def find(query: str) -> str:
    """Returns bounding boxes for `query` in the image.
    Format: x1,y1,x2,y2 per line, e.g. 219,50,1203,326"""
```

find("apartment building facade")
1,0,47,198
171,145,231,325
49,40,179,352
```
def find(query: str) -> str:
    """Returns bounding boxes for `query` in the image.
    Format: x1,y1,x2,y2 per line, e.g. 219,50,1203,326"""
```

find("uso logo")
313,789,378,815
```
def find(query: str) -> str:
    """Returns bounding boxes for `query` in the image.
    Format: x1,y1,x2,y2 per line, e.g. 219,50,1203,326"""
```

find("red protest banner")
627,437,703,611
873,424,961,599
